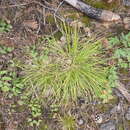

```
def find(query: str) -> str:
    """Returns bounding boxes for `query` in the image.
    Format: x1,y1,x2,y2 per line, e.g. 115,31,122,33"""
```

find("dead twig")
54,0,65,33
116,81,130,103
0,3,30,9
33,1,65,23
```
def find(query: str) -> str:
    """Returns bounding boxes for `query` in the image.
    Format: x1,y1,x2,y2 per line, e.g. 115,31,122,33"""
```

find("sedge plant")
22,26,110,104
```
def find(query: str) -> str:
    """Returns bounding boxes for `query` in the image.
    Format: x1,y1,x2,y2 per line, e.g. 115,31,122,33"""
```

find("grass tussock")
22,27,110,104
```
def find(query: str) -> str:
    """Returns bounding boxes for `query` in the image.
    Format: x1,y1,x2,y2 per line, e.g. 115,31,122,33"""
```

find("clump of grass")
22,27,110,104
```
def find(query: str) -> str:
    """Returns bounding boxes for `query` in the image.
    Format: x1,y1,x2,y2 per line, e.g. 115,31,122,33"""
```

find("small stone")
60,36,66,46
110,103,121,114
84,27,91,37
125,107,130,120
123,17,130,30
107,0,114,3
60,36,66,43
127,107,130,112
123,0,130,6
77,118,84,125
8,53,13,58
100,121,116,130
77,97,85,105
125,113,130,120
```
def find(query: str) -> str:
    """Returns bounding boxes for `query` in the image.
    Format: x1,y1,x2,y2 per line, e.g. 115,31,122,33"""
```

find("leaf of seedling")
18,100,24,105
120,62,128,68
1,86,10,92
27,118,32,122
100,94,107,99
114,49,126,58
0,19,12,32
0,82,3,87
0,20,6,26
6,24,12,30
128,42,130,47
3,82,11,87
6,47,14,52
0,70,8,75
30,122,34,127
0,28,5,32
0,49,7,54
2,76,12,81
32,120,38,125
32,112,41,118
109,37,120,47
121,33,130,47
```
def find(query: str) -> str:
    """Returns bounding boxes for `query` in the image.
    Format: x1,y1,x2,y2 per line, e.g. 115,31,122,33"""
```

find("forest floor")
0,0,130,130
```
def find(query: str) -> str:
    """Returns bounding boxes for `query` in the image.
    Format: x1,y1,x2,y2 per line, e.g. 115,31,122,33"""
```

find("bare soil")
0,0,130,130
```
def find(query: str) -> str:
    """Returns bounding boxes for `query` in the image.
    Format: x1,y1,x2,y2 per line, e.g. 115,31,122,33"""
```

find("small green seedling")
28,100,42,127
109,32,130,69
0,19,12,32
0,45,14,54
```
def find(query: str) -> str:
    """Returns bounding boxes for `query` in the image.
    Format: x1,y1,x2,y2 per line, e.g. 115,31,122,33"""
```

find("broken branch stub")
64,0,120,22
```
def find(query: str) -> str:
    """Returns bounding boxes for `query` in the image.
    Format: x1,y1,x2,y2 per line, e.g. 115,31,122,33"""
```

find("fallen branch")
64,0,121,22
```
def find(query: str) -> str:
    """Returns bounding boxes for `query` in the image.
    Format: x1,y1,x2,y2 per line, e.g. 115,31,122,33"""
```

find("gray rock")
125,113,130,120
110,103,121,114
123,17,130,30
77,118,84,125
100,121,116,130
123,0,130,6
125,107,130,120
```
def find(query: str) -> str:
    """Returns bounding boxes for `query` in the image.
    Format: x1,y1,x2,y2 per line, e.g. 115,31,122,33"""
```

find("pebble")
100,121,116,130
123,17,130,30
110,103,121,114
60,36,66,47
60,36,66,43
123,0,130,6
77,118,84,125
125,112,130,120
77,97,85,105
125,107,130,120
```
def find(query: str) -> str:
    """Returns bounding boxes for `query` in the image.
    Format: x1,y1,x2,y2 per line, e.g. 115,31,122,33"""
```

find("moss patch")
80,16,90,26
84,0,119,10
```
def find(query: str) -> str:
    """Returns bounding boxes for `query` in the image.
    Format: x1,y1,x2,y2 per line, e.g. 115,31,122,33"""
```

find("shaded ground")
0,0,130,130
